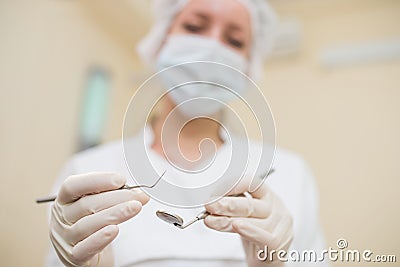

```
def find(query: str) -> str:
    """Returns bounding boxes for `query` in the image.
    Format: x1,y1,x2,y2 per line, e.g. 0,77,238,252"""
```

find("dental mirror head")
155,169,275,230
156,210,209,229
156,210,184,228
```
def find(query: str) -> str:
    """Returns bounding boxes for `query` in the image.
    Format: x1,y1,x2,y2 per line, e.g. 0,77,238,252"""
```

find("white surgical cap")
137,0,278,80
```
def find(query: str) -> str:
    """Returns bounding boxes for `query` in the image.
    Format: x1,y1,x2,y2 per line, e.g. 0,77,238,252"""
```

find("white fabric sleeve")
290,158,330,267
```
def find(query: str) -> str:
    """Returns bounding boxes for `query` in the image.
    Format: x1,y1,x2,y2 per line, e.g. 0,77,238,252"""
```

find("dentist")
45,0,327,266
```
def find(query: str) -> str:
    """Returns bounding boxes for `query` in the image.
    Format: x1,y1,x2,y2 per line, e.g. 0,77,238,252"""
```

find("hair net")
137,0,278,80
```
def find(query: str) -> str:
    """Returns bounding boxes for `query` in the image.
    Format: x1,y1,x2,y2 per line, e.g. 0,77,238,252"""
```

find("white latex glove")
204,178,293,267
49,172,149,267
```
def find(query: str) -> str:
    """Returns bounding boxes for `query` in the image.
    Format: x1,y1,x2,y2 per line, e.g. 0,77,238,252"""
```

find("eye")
183,23,203,33
227,38,245,49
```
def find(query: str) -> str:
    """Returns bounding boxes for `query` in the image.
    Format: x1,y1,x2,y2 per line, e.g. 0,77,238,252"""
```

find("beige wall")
0,0,399,266
0,1,141,266
267,1,400,264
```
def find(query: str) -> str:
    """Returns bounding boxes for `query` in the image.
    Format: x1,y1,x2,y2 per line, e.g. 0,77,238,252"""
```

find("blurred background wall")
0,0,399,266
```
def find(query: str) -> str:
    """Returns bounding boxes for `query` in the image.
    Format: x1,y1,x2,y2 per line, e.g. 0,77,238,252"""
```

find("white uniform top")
45,128,328,267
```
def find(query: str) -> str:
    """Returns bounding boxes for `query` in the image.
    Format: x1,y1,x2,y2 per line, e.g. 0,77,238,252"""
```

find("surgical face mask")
156,34,250,118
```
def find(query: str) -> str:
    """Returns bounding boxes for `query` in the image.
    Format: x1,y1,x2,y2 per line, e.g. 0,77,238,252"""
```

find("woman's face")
168,0,253,58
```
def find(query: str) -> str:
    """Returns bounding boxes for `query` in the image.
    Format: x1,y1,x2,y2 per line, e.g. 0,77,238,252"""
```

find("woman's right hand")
49,172,149,267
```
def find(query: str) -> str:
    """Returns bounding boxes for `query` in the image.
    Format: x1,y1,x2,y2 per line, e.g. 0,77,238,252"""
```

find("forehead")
179,0,251,29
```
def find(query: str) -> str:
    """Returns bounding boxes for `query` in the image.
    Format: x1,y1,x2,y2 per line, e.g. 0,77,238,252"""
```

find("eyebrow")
192,12,209,21
228,23,245,33
191,11,245,33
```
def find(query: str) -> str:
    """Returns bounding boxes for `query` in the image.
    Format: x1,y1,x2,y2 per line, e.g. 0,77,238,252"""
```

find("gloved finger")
58,172,126,205
71,224,119,265
49,228,75,267
232,219,276,247
63,189,149,224
204,215,235,232
205,196,271,218
66,200,142,245
225,176,268,199
204,215,270,233
232,217,293,249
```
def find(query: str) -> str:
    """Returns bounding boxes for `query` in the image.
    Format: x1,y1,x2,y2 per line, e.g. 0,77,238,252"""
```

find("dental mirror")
156,210,209,229
156,169,275,229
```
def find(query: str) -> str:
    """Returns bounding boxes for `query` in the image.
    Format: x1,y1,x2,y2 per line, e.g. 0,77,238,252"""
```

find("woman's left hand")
204,178,293,266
